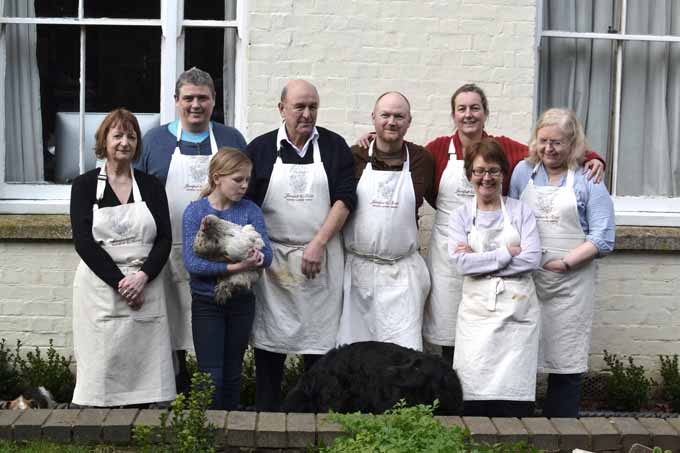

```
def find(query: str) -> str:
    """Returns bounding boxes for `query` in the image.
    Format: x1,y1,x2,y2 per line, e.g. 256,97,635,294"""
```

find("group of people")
69,67,615,418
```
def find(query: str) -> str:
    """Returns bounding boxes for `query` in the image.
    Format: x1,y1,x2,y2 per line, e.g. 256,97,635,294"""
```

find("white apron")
164,126,218,350
337,142,431,351
520,165,596,374
72,166,175,406
251,139,344,354
423,137,474,346
453,197,539,401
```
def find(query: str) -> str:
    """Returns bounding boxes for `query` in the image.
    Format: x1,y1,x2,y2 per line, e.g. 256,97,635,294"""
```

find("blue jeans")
191,292,255,410
542,373,584,418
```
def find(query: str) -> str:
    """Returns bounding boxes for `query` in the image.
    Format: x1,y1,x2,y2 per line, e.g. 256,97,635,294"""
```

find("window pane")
185,28,230,125
626,0,680,37
84,0,160,19
185,1,236,21
538,37,615,164
4,24,78,183
542,0,616,34
617,39,680,196
35,0,78,18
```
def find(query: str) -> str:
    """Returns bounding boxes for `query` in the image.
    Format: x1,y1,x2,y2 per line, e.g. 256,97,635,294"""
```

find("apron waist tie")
346,248,415,265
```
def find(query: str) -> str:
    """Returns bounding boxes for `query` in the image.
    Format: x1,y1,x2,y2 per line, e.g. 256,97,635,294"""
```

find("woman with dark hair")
510,108,615,417
70,108,175,407
449,138,541,417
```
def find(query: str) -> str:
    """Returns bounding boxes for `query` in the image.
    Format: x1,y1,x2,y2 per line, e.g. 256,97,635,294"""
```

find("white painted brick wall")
245,0,537,147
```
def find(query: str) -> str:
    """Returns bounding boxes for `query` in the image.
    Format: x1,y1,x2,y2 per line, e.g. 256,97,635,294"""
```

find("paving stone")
226,410,256,447
521,417,559,452
13,409,52,441
666,416,680,435
609,417,651,452
636,418,680,452
73,408,109,444
286,412,316,448
101,409,139,445
492,417,529,444
317,413,344,448
462,416,498,445
549,418,589,452
580,417,619,452
435,415,465,431
42,409,81,443
0,410,22,440
205,410,227,447
257,411,287,448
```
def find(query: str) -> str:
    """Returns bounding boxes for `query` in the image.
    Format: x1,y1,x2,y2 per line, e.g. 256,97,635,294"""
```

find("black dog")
282,341,463,415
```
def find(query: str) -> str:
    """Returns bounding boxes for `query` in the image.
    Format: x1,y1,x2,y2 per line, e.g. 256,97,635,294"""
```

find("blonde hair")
200,147,252,198
527,108,587,170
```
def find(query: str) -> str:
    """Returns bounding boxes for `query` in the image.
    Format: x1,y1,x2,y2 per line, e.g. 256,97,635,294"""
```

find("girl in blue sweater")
183,147,272,409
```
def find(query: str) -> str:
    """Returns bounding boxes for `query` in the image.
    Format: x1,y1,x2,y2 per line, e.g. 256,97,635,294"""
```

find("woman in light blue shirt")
509,108,615,417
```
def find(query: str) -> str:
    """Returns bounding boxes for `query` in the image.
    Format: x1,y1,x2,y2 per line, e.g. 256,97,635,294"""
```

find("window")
537,0,680,226
0,0,245,213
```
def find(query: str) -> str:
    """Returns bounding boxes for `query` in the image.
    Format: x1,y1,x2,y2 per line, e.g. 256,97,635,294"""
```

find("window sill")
1,215,680,251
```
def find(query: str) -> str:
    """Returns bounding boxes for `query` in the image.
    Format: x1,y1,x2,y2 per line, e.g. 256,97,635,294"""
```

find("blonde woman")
509,108,615,417
182,147,272,409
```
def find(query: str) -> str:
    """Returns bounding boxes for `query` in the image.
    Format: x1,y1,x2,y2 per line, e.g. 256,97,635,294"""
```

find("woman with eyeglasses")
509,108,615,417
449,138,541,417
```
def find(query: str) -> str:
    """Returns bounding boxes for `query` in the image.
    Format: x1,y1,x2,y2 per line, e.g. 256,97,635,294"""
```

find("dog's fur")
0,386,57,409
282,341,463,415
193,214,265,304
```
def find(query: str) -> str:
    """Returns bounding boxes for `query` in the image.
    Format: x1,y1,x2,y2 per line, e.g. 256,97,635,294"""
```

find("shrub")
603,350,652,411
659,354,680,413
134,371,217,453
0,339,22,400
322,400,540,453
240,346,256,407
14,339,75,403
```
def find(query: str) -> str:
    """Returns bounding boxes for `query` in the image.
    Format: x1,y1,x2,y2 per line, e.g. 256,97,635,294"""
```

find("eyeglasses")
538,138,567,148
471,167,502,177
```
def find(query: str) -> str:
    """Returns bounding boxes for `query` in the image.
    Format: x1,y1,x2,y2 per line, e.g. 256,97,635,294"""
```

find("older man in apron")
136,67,246,392
72,167,175,406
337,92,433,351
246,80,357,411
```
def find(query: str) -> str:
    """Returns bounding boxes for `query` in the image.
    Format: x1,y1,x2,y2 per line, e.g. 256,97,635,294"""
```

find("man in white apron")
246,80,357,411
337,92,432,351
136,67,247,392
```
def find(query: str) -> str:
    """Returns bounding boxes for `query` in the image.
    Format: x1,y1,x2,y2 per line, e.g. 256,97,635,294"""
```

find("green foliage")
0,339,22,399
659,354,680,412
603,350,652,411
134,371,217,453
282,353,305,397
0,338,75,403
652,448,672,453
321,400,540,453
240,346,256,407
186,353,198,380
0,440,107,452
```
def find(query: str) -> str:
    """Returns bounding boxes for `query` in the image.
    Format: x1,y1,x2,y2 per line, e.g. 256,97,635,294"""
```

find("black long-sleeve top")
245,127,357,212
70,167,172,289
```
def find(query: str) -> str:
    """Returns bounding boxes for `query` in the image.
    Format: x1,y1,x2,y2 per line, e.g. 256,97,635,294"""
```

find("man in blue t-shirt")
137,67,246,394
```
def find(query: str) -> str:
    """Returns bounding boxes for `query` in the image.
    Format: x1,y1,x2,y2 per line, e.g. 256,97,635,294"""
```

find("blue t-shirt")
508,160,615,255
136,120,247,186
182,196,272,299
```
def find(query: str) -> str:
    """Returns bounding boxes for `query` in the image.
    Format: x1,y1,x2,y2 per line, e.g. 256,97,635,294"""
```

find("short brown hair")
94,108,143,161
464,138,509,181
451,83,489,116
200,147,253,198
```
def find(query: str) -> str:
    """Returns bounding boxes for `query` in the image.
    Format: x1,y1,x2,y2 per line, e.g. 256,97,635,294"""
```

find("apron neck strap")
368,141,410,170
175,122,217,155
447,136,459,160
96,163,142,206
530,162,574,187
471,194,507,227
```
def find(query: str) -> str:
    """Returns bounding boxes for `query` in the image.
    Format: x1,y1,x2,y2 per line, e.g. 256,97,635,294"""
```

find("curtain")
4,0,44,182
617,0,680,196
539,0,615,166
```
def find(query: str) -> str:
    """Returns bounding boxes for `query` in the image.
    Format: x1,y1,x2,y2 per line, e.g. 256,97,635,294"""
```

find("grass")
0,441,136,453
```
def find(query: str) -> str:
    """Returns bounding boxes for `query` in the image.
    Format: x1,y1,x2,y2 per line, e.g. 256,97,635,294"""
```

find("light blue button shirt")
509,160,615,256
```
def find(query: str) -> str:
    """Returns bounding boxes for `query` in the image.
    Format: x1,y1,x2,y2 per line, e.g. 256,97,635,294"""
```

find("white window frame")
535,0,680,227
0,0,247,214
